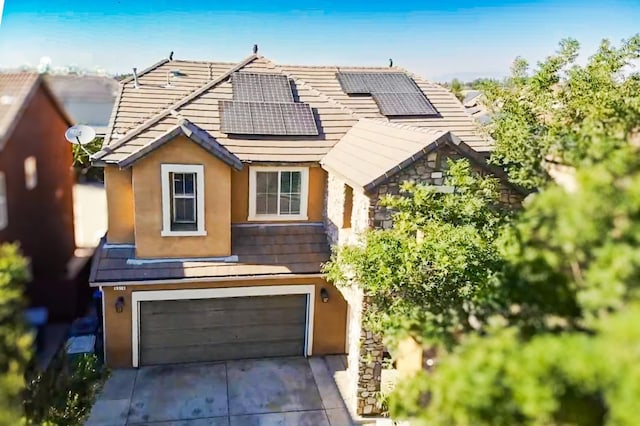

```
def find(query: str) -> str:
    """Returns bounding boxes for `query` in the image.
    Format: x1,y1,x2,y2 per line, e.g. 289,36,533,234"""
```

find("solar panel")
232,73,262,102
281,103,319,136
219,101,318,136
336,73,370,94
365,73,418,93
372,93,439,116
336,72,418,94
220,101,253,134
232,72,294,103
260,75,294,103
250,102,286,134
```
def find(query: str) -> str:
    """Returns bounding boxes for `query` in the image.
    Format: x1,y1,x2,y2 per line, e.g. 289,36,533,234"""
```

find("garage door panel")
140,323,307,348
140,295,306,314
140,306,306,331
138,293,308,365
142,340,305,365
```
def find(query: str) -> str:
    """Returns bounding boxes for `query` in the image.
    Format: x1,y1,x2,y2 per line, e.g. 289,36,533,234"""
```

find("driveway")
85,357,355,425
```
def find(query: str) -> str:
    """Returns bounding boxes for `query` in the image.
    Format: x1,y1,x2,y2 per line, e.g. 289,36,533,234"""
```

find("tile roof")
0,73,40,149
90,224,330,284
94,54,490,166
280,64,491,152
116,118,243,170
322,119,449,190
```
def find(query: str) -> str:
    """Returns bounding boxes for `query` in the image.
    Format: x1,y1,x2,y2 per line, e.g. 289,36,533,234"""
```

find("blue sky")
0,0,639,80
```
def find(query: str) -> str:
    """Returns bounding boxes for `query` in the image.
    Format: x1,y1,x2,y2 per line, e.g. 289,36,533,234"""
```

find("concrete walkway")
85,357,355,426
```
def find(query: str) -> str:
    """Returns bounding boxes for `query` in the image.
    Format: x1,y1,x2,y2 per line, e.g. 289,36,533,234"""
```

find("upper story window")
249,167,309,221
342,184,353,229
161,164,206,237
24,156,37,190
0,172,7,230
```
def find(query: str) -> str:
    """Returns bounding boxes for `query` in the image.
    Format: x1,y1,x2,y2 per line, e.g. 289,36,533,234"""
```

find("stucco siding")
102,277,347,368
131,135,232,258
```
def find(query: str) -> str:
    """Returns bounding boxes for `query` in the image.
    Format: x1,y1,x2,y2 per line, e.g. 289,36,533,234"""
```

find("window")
161,164,206,237
0,172,7,230
24,156,37,190
342,184,353,229
249,167,309,220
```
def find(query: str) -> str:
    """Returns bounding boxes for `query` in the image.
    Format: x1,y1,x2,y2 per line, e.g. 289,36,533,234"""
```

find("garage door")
138,294,308,365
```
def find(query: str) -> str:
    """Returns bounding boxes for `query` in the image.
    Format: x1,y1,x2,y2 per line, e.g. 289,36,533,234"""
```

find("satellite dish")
65,125,96,145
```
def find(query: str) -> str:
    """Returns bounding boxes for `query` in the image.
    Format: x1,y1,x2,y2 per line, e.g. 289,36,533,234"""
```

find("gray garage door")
139,294,308,365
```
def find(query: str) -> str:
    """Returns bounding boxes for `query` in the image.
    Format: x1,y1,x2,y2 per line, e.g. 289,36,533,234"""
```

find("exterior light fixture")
115,296,125,313
320,288,330,303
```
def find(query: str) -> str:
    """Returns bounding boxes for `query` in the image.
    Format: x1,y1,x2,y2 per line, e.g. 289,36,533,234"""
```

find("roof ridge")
94,54,259,161
119,58,170,84
361,118,447,135
280,64,405,71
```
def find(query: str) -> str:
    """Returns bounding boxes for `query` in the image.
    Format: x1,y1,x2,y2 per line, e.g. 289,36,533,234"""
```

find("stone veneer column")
341,285,383,416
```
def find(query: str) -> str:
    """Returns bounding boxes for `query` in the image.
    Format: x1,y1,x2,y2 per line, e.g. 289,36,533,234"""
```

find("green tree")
388,131,640,425
72,137,103,181
0,244,32,425
484,35,640,189
324,160,511,347
450,78,465,101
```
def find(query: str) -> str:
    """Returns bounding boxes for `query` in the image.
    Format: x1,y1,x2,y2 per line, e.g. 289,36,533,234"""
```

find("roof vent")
132,68,140,89
253,44,258,54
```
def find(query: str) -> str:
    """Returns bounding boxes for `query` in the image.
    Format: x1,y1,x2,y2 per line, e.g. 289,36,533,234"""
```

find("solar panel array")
336,72,438,117
220,72,318,136
372,93,439,116
232,72,294,103
220,101,318,136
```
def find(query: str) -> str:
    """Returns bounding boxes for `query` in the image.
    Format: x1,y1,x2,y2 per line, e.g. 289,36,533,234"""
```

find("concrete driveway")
85,357,355,425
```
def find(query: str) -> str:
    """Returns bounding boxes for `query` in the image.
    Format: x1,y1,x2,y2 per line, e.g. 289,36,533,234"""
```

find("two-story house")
0,73,85,319
90,51,523,415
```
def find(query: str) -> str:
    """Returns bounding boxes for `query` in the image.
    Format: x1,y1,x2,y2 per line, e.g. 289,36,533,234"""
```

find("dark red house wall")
0,82,76,314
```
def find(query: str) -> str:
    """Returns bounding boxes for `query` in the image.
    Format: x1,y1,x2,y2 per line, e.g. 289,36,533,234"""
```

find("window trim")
0,172,7,230
160,164,206,237
248,166,309,221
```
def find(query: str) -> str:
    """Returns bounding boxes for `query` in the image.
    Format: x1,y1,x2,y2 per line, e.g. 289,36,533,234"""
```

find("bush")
0,244,31,426
23,354,109,426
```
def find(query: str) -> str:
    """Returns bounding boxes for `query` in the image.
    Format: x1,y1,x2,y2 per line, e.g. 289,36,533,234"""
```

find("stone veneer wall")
324,172,383,416
325,172,371,246
371,148,524,228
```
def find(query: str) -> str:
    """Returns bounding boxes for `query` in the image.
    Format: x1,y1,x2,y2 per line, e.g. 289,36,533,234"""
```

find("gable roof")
0,73,74,150
322,119,449,190
323,118,524,194
117,118,243,170
94,54,490,167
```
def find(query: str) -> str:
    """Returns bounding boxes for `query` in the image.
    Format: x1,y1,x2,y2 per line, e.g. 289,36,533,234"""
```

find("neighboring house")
0,73,87,319
462,89,492,124
46,75,118,137
90,53,524,416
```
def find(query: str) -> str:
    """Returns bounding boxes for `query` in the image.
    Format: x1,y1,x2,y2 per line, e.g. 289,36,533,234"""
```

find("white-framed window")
160,164,206,237
0,172,7,230
24,156,37,190
248,166,309,221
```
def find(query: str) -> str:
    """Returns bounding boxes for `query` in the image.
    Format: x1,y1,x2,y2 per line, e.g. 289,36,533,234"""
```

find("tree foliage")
324,160,511,347
449,78,465,101
485,35,640,189
0,244,31,426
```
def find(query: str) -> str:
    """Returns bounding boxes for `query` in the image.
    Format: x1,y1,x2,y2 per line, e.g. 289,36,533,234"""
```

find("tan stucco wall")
131,136,232,258
101,277,347,368
395,336,424,378
231,165,326,223
105,167,135,244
